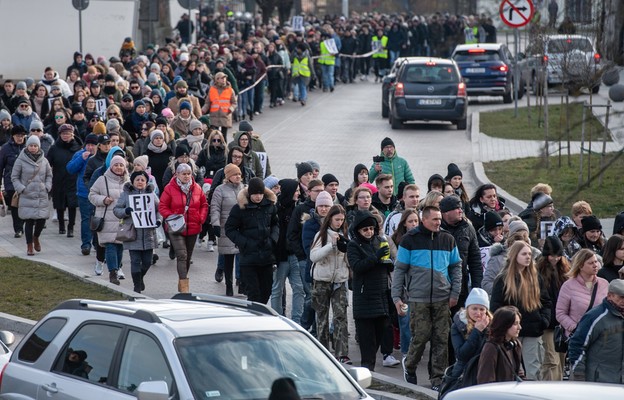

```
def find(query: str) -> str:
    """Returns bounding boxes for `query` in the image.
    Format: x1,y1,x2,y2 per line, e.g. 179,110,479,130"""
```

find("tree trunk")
137,0,172,50
256,0,276,25
600,0,624,64
277,0,294,26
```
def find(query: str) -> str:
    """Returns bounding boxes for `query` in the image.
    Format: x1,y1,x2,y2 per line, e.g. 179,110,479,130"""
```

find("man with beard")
102,74,122,104
202,73,236,139
167,80,202,119
11,98,41,131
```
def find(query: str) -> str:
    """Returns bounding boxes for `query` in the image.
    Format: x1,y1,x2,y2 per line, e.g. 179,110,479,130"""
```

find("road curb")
370,371,437,400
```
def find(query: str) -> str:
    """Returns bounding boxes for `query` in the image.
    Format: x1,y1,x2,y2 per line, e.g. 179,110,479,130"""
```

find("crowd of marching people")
1,8,623,392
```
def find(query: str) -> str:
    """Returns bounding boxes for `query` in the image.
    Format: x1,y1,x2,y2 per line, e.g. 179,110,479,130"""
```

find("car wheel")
382,98,389,118
517,80,525,99
391,116,403,130
502,84,513,104
456,118,467,130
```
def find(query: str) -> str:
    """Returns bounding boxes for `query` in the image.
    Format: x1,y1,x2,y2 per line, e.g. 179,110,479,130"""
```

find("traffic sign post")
500,0,534,117
72,0,90,54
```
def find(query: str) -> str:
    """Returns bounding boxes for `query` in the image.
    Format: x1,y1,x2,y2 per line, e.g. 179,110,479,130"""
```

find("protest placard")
129,193,158,228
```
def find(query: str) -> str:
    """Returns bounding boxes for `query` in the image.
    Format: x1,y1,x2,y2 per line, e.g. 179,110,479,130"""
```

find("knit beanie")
134,100,145,109
439,195,462,213
321,173,339,187
175,79,189,89
161,108,174,118
150,129,164,142
189,119,203,132
508,220,529,237
306,160,320,172
296,162,314,179
92,121,107,135
542,236,564,257
11,125,27,136
26,135,40,147
483,211,504,231
263,175,280,190
532,192,553,211
155,116,168,127
133,155,148,170
239,120,253,132
130,170,149,184
179,101,192,111
106,118,121,133
224,163,241,181
248,177,265,195
465,288,490,309
445,163,462,180
110,155,126,167
380,137,395,149
581,215,602,232
30,120,44,131
0,109,11,121
315,191,333,207
175,144,190,158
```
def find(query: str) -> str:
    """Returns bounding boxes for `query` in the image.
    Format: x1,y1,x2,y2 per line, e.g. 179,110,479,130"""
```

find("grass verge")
484,152,624,218
0,257,125,321
480,102,610,141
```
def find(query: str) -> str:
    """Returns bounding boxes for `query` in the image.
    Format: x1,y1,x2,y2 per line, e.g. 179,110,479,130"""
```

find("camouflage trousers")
312,280,349,357
404,300,450,386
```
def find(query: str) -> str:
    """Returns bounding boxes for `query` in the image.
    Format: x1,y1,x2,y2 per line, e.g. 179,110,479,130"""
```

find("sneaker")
402,356,417,384
117,268,125,280
431,385,440,392
14,231,22,238
338,356,352,365
215,268,224,283
206,240,215,252
94,261,103,276
81,246,91,256
383,354,400,367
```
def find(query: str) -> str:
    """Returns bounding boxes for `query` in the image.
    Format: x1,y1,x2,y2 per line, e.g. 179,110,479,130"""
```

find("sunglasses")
359,226,375,233
122,99,132,102
30,129,43,132
130,86,140,90
19,104,29,108
212,139,222,143
55,116,65,120
108,113,118,116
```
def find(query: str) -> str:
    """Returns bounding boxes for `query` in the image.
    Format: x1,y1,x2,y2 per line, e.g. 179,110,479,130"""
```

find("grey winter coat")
113,182,160,251
88,168,129,244
210,180,244,255
483,243,542,295
11,149,52,220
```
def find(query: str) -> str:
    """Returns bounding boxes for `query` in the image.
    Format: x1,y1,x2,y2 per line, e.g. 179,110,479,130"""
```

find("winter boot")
178,278,190,293
27,243,34,256
141,267,149,291
132,273,142,293
33,236,41,252
226,284,234,297
109,270,120,285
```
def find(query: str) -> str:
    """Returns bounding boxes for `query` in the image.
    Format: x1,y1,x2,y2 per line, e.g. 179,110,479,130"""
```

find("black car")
388,57,467,130
451,43,524,104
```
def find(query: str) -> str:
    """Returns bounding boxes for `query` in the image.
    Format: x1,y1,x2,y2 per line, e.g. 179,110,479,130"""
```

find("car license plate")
466,68,485,73
419,99,442,105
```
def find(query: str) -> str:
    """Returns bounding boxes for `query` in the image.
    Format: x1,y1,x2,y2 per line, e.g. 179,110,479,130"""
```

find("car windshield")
548,39,593,53
404,65,457,83
453,50,501,62
176,331,362,400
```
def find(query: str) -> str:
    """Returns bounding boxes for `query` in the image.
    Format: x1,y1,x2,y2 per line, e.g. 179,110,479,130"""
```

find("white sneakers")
117,268,125,279
206,240,215,252
94,261,104,276
383,354,400,367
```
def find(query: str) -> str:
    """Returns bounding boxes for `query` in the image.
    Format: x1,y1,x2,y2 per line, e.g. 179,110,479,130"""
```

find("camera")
373,155,385,163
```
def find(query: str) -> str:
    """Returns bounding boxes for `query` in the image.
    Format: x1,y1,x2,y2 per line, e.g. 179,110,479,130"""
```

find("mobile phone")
373,155,385,163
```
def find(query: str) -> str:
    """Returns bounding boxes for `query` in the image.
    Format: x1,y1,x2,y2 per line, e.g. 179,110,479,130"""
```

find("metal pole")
514,28,518,117
79,8,83,54
578,104,586,188
188,5,192,45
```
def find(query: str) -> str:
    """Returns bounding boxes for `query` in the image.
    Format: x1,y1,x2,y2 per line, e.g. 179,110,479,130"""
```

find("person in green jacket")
369,137,415,196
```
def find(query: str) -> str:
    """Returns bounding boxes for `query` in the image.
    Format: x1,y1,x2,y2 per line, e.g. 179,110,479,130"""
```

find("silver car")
444,381,624,400
0,295,373,400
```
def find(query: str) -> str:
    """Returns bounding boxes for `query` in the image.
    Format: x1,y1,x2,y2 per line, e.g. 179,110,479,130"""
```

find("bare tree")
256,0,277,24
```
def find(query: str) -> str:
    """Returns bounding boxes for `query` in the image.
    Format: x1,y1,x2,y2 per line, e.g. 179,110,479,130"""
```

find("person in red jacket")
159,163,208,293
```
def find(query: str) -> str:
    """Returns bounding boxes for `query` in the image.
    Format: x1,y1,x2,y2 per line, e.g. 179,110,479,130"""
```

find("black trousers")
241,264,273,304
355,316,389,371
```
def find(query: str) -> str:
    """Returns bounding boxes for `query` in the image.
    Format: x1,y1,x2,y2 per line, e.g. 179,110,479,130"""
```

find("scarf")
26,149,43,163
147,140,167,153
185,135,203,158
176,178,192,194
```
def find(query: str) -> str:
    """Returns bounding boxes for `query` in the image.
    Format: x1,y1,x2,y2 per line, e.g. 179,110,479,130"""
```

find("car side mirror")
0,331,14,346
137,381,169,400
347,366,372,388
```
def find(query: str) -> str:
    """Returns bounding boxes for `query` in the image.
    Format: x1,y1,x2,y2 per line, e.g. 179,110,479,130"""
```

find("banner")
95,98,108,119
480,246,491,272
129,193,157,228
540,221,555,240
256,151,268,179
324,38,338,54
291,16,304,32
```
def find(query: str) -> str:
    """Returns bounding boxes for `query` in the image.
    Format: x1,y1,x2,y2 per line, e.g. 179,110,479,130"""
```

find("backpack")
438,352,481,399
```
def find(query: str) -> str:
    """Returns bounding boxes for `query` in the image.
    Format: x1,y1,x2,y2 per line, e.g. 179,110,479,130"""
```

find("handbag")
90,177,110,233
0,192,7,217
166,190,192,234
554,281,599,353
115,218,136,242
10,192,19,208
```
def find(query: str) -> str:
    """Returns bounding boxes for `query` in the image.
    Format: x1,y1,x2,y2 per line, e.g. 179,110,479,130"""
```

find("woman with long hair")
311,204,350,363
467,183,506,232
536,236,570,381
598,234,624,282
477,306,525,384
445,163,469,205
418,190,443,212
556,249,608,337
490,241,551,380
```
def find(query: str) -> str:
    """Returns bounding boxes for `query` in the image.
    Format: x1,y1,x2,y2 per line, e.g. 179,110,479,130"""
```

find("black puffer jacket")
225,187,279,266
46,137,82,209
276,179,299,262
347,210,393,319
442,218,483,303
490,274,551,337
196,145,227,179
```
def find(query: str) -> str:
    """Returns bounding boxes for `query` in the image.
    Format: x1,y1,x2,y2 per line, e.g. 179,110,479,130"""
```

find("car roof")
445,381,624,400
454,43,503,52
402,57,456,66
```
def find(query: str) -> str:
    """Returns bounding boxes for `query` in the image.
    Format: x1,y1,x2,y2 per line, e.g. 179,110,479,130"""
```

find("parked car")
443,381,624,400
0,295,373,400
451,43,524,104
388,57,467,130
518,34,602,94
0,331,14,372
381,57,419,118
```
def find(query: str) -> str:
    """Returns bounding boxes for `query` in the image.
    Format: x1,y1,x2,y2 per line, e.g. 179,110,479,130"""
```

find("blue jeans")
292,77,308,101
389,50,401,66
320,64,334,90
78,196,93,250
398,308,411,355
238,88,254,118
105,243,124,272
271,254,304,324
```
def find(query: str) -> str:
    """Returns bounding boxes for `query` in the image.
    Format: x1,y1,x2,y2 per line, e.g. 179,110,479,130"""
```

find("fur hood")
489,242,506,257
236,187,277,209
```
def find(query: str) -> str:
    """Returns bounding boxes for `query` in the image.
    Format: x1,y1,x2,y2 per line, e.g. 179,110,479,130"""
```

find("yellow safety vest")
372,35,388,59
318,42,335,65
464,26,479,44
292,57,311,77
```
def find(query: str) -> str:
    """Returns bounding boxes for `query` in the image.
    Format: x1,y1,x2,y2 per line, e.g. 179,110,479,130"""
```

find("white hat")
465,288,490,309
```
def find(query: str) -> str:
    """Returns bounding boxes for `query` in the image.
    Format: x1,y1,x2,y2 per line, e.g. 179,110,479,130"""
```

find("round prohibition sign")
499,0,535,28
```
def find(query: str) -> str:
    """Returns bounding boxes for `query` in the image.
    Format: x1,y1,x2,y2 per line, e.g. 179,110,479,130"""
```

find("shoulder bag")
89,177,109,232
554,282,599,353
166,189,192,234
115,218,136,242
11,163,41,208
0,191,7,217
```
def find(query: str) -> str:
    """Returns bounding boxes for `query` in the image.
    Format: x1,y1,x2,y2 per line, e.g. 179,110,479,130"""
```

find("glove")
156,220,161,228
375,246,390,260
336,237,348,253
213,226,221,237
125,207,133,216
